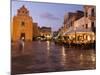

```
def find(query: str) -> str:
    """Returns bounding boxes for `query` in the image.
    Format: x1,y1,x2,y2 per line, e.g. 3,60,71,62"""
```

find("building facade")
73,5,96,43
12,5,39,41
84,5,96,32
39,27,52,40
33,23,40,38
63,5,96,43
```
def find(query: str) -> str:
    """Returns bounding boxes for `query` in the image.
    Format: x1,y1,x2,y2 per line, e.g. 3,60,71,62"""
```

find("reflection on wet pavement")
11,41,96,74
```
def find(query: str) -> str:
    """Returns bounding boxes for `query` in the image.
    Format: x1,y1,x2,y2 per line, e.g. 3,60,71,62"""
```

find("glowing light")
46,35,50,38
91,54,96,62
46,41,50,56
80,53,84,65
87,35,91,41
61,46,66,66
62,46,66,57
47,41,50,49
92,36,95,41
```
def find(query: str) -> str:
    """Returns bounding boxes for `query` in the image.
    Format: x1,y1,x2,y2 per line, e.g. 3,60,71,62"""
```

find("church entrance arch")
20,33,25,41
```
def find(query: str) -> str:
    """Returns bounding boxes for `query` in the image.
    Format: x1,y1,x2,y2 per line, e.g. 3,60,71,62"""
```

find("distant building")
33,23,40,38
39,27,52,40
12,5,39,41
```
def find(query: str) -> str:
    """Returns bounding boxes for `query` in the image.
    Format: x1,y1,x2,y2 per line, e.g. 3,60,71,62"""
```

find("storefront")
63,27,95,44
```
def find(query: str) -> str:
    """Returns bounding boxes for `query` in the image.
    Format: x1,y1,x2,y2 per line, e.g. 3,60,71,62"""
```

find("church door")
20,33,25,40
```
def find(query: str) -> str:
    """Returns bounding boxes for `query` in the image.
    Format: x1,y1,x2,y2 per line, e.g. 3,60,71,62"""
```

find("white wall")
74,17,85,28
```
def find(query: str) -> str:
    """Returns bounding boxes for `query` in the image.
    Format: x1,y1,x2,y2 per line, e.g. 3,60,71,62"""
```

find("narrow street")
11,41,96,74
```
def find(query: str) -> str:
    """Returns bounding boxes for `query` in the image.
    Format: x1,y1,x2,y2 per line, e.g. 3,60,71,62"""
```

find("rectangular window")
85,12,88,17
91,22,96,33
21,21,25,26
86,24,88,29
92,22,94,28
91,8,95,17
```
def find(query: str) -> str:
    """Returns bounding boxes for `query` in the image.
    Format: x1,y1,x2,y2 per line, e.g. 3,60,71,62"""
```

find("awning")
63,26,94,35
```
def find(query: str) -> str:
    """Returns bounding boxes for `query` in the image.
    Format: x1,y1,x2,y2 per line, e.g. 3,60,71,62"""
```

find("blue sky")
11,0,84,31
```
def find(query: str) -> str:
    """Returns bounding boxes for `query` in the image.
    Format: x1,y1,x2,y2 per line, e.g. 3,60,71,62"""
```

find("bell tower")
17,5,29,16
12,5,33,41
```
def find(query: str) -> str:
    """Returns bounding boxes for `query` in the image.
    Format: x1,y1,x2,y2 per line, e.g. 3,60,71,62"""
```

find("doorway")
20,33,25,41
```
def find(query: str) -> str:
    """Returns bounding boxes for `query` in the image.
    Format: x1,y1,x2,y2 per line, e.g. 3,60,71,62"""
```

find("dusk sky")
11,0,84,31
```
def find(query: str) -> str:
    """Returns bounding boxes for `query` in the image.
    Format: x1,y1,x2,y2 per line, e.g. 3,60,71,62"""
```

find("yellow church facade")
12,5,33,41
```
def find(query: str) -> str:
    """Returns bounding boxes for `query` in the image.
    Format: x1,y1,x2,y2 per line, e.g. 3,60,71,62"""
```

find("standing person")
19,37,25,53
19,38,22,52
21,37,25,53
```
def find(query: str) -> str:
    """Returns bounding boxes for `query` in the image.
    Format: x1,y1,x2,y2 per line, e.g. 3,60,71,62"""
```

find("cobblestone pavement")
11,41,96,74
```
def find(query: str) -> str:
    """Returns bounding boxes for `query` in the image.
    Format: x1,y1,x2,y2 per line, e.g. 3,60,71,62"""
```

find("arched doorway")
20,33,25,41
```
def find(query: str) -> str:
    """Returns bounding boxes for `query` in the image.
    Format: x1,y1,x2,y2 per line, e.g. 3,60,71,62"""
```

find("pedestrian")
22,37,25,53
19,37,25,53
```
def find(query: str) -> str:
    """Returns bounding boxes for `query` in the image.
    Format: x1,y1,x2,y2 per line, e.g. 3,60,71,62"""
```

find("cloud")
40,12,60,20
